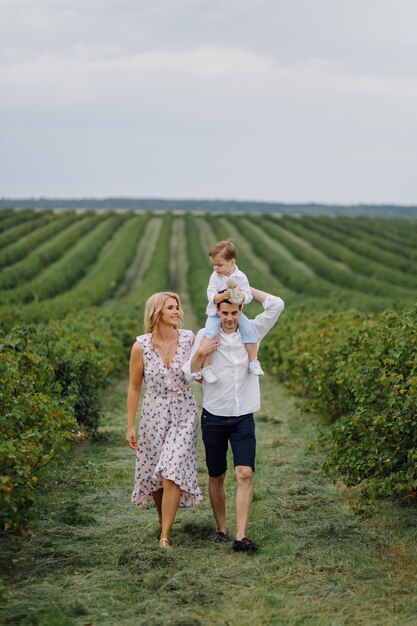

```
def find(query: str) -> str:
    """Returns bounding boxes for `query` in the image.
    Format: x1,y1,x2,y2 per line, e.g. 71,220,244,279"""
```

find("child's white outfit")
203,266,263,380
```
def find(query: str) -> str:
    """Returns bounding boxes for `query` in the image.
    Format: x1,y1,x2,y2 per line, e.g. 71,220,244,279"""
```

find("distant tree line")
0,197,417,217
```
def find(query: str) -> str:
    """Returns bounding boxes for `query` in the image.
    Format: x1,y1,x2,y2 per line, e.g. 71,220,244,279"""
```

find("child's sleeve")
237,273,253,305
207,272,218,304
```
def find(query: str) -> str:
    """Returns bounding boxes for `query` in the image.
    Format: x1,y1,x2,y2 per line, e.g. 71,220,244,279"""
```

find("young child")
201,240,264,383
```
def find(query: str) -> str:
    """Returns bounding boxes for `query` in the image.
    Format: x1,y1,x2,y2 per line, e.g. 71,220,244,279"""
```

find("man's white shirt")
183,295,285,417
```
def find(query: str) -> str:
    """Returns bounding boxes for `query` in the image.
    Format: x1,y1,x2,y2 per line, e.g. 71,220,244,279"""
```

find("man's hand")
197,335,219,358
190,334,219,376
250,287,269,304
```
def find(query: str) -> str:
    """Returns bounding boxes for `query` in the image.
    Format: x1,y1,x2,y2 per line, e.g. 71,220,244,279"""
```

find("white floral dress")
131,329,202,507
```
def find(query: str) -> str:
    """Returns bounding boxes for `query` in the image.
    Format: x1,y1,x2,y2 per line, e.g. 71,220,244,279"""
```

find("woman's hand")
126,427,138,450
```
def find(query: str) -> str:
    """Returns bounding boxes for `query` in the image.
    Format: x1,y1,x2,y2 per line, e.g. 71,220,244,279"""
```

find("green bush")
0,324,76,530
261,304,417,500
0,309,131,531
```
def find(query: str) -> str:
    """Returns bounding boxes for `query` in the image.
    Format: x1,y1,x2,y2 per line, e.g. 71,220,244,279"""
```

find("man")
183,288,285,552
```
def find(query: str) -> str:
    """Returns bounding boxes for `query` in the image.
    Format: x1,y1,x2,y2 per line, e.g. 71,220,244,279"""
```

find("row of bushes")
0,209,45,234
227,215,351,300
288,216,417,285
0,209,14,227
0,213,52,250
0,213,79,270
257,216,413,300
0,214,123,305
310,216,417,263
317,216,417,260
0,216,151,330
261,304,417,500
184,215,211,328
0,215,98,290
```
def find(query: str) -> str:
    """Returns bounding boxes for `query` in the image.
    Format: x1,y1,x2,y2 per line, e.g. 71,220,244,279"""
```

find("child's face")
210,254,236,277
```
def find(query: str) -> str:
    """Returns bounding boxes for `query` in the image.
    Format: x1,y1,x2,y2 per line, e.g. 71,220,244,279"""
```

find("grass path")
2,374,417,625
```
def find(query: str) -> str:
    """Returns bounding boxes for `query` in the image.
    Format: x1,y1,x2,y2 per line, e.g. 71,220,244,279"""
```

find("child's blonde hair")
144,292,184,335
208,240,237,261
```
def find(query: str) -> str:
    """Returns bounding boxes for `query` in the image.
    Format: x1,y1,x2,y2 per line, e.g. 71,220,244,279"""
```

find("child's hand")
214,291,230,304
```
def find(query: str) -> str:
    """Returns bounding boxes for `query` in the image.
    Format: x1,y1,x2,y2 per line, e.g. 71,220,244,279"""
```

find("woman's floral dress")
131,329,202,507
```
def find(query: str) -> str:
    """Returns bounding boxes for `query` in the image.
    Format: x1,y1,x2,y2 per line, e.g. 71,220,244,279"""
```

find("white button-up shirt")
206,265,252,316
183,295,285,417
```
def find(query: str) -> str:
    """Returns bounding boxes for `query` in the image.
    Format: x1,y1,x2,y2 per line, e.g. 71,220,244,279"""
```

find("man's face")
218,302,242,333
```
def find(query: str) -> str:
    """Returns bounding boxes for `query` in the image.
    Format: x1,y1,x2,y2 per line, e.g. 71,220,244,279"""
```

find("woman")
126,292,202,548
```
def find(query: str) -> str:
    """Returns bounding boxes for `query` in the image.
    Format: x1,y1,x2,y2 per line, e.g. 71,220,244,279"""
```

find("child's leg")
238,313,258,361
203,315,221,369
238,313,264,375
245,343,258,362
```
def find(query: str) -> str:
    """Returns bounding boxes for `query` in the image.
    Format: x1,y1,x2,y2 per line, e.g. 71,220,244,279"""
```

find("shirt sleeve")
235,272,253,305
182,328,205,382
252,295,285,341
207,272,218,304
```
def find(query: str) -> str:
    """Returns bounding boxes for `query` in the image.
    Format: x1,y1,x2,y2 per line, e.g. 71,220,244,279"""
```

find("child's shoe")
201,366,218,383
249,359,264,376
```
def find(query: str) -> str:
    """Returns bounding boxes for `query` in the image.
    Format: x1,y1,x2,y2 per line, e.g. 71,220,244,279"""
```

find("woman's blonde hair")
144,292,184,335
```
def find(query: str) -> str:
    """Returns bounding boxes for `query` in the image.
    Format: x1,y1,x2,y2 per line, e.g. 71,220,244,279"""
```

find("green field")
1,209,417,625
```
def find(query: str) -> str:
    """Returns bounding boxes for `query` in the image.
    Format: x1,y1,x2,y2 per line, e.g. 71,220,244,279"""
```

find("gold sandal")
159,537,172,549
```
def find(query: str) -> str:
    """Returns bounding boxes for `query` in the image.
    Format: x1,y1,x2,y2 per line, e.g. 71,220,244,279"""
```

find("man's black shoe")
232,537,258,553
214,531,229,543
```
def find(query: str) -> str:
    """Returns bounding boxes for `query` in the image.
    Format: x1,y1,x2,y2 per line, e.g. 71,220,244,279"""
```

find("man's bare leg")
208,473,228,534
235,466,253,540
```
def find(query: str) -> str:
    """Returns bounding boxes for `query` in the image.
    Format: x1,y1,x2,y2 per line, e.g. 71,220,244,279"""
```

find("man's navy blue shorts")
201,408,256,477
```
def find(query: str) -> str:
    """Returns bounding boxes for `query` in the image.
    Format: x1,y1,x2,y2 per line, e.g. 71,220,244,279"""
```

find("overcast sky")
1,0,416,204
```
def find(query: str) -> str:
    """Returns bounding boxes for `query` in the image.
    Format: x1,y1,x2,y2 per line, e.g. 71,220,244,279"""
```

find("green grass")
2,375,417,626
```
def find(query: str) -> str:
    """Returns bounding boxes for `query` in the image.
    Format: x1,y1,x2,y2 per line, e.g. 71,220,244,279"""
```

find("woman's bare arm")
126,341,144,450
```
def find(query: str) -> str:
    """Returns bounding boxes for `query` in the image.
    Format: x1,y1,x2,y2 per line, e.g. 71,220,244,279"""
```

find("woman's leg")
160,478,181,543
152,488,163,525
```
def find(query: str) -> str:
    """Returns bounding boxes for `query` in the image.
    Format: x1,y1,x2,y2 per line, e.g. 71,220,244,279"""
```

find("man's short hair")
209,240,237,261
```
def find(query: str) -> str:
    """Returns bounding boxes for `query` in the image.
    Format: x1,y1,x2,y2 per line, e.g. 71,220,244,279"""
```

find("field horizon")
1,198,417,218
